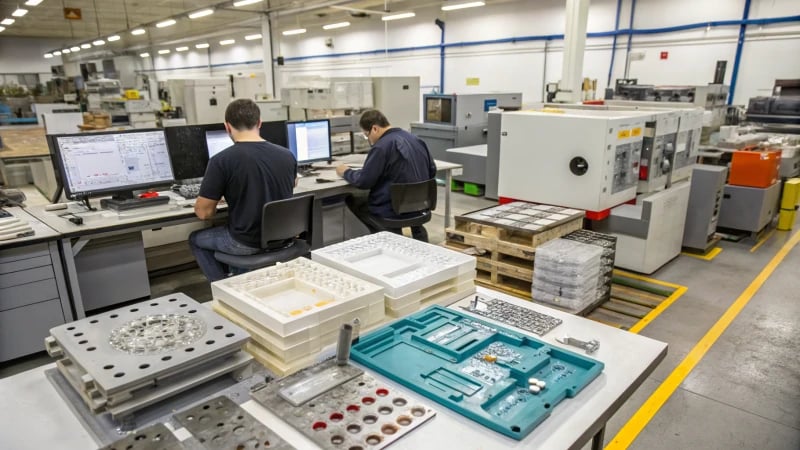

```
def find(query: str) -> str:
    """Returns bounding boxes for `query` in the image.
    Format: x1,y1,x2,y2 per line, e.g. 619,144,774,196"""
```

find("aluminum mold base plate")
99,422,185,450
49,293,249,395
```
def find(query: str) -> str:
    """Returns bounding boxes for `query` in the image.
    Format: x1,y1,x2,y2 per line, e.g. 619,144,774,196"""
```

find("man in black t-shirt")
189,99,297,281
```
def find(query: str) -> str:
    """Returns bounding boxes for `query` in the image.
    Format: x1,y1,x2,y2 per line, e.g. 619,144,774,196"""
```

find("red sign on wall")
660,51,669,60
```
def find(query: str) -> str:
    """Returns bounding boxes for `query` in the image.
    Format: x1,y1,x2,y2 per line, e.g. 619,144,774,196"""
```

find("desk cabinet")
0,242,71,362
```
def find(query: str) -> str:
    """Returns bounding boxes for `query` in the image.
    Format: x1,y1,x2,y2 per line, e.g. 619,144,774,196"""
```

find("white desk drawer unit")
0,242,70,362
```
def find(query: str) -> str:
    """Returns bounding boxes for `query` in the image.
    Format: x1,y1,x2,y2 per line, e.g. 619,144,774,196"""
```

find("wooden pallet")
446,216,583,260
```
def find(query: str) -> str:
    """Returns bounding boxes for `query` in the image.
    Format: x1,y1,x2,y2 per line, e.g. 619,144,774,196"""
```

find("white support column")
261,14,275,99
555,0,590,103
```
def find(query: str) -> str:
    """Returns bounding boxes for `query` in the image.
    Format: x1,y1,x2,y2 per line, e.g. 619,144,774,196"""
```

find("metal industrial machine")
411,92,522,163
595,181,691,274
497,109,648,214
717,182,782,233
682,165,728,252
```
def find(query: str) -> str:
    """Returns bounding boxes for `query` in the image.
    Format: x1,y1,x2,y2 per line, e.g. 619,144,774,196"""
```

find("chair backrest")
390,178,437,215
260,194,314,249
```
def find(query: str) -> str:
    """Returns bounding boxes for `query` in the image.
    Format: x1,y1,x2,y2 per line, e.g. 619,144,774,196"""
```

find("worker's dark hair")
224,99,261,131
359,109,390,131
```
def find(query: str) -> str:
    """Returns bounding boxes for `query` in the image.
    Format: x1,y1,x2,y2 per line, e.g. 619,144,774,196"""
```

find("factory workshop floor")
1,185,798,450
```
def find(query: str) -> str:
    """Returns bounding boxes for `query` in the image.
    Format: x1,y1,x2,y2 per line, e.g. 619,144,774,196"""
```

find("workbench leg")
591,425,606,450
60,238,87,319
445,169,453,230
311,197,325,250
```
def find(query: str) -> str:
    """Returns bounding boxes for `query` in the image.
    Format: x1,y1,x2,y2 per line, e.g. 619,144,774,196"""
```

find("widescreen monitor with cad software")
53,129,174,200
285,119,332,165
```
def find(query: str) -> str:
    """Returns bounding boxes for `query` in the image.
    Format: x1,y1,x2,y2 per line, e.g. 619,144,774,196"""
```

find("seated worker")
336,109,436,242
189,99,297,282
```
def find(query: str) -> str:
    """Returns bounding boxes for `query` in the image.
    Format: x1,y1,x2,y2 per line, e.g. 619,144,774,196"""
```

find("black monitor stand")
100,191,170,211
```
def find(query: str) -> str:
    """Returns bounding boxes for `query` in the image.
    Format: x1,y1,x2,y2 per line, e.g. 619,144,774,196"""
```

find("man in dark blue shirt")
189,99,297,281
336,110,436,242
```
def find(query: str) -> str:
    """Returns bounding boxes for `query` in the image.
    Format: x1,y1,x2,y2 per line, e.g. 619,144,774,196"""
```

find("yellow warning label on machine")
618,129,631,139
632,127,642,136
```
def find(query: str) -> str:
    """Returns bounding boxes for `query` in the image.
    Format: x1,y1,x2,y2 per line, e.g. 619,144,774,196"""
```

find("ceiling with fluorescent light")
0,0,495,51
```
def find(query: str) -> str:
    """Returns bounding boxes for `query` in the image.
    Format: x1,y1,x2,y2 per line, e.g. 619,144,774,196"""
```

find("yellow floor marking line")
750,228,776,253
611,269,685,290
628,285,688,335
681,246,723,261
606,230,800,449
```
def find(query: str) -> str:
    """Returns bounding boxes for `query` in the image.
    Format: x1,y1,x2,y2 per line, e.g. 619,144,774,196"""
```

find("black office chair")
214,194,314,272
369,179,437,242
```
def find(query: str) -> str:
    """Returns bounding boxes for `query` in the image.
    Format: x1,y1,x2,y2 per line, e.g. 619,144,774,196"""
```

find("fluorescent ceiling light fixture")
70,46,80,51
195,43,210,48
233,0,262,7
220,39,235,45
176,46,189,51
382,12,415,21
93,39,105,45
323,21,350,30
107,34,121,41
62,48,71,53
25,0,44,5
188,8,214,19
282,28,306,36
441,1,485,11
244,33,262,40
53,50,61,55
156,19,176,28
131,28,146,35
140,52,150,58
12,9,28,17
158,49,170,54
44,53,53,58
1,18,15,25
81,43,91,49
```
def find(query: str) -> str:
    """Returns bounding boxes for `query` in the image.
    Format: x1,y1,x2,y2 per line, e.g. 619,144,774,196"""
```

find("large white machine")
167,78,232,125
595,181,691,274
497,109,649,213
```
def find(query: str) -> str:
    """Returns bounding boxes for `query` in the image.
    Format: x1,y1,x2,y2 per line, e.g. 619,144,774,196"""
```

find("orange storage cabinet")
728,150,781,188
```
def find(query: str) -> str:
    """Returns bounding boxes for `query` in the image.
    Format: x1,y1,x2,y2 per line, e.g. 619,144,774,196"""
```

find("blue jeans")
189,226,262,282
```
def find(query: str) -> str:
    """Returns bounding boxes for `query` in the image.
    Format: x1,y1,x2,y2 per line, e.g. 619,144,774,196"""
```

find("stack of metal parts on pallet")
312,232,476,317
44,293,252,420
444,202,585,297
531,239,604,313
561,230,617,311
211,257,385,376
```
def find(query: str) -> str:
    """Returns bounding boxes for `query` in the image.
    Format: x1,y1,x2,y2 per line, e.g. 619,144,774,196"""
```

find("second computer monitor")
286,119,332,165
205,129,234,159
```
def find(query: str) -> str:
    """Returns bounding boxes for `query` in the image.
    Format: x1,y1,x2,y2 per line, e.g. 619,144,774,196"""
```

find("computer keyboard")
462,296,563,336
178,183,201,199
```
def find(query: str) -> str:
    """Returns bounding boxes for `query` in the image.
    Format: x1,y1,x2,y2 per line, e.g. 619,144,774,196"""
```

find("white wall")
9,0,797,108
0,37,64,85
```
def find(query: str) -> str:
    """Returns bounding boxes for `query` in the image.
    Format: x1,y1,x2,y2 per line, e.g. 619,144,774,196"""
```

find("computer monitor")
260,120,288,147
285,119,332,166
164,125,209,181
205,129,234,159
53,129,174,210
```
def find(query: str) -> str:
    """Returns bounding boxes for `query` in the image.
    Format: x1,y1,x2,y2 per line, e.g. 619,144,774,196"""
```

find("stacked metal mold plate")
211,257,386,376
44,293,253,420
312,232,477,317
251,360,437,449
